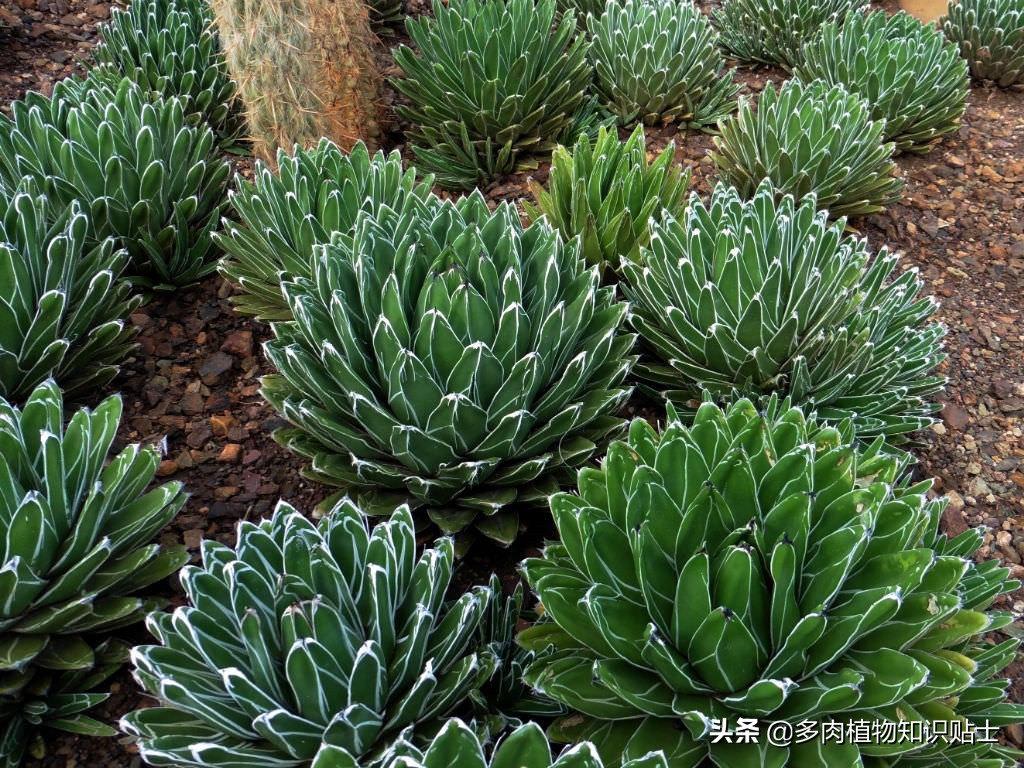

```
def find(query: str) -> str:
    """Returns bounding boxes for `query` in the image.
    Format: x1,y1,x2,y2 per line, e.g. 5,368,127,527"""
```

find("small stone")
214,486,239,500
966,461,983,475
199,352,234,385
940,402,970,430
992,380,1016,400
221,330,254,357
242,449,262,465
156,459,178,477
218,443,243,463
209,412,236,438
183,529,204,550
940,498,968,537
180,391,205,415
175,450,194,469
931,422,947,436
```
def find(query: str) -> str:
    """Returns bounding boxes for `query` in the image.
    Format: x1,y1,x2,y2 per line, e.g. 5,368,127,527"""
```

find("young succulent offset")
0,189,139,403
380,719,668,768
0,382,187,768
621,181,944,442
795,11,969,154
942,0,1024,86
393,0,593,189
261,193,634,546
587,0,738,128
122,500,499,768
0,75,230,288
525,126,690,274
712,79,903,219
216,140,436,321
713,0,868,70
520,398,1024,767
93,0,244,148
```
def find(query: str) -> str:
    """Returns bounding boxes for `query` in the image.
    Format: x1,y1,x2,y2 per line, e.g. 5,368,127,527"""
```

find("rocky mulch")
2,0,1024,765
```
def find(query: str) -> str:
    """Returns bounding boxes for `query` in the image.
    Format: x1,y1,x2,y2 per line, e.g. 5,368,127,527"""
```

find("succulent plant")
520,397,1024,767
525,125,690,274
0,381,188,768
381,718,668,768
0,75,230,288
393,0,593,190
795,11,969,154
587,0,738,128
942,0,1024,86
366,0,404,28
712,79,903,219
0,188,140,403
621,181,944,442
93,0,244,148
121,498,500,768
216,140,437,322
261,193,635,546
712,0,868,70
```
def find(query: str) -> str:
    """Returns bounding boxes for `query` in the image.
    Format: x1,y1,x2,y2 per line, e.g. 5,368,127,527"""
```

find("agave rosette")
122,499,499,768
521,398,1024,767
1,382,187,767
942,0,1024,86
262,193,635,545
622,181,945,442
216,140,436,321
795,10,969,154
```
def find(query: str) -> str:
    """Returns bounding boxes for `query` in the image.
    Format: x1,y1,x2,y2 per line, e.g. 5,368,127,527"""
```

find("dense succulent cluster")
713,79,903,219
366,0,404,28
0,75,230,287
525,126,689,273
1,382,187,768
393,0,593,189
381,719,668,768
587,0,738,128
521,398,1024,767
795,11,969,153
942,0,1024,86
216,140,436,321
121,499,499,768
93,0,243,147
0,189,139,403
262,193,634,545
713,0,868,70
622,182,944,441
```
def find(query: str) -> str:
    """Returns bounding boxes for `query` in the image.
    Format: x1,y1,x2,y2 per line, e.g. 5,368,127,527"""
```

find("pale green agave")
121,499,499,768
0,381,187,768
216,139,436,321
795,11,969,154
713,0,868,71
621,181,944,442
261,193,634,545
521,398,1024,767
587,0,738,128
942,0,1024,86
93,0,244,147
0,75,230,288
0,188,139,403
525,125,690,273
712,79,903,219
393,0,593,189
381,719,668,768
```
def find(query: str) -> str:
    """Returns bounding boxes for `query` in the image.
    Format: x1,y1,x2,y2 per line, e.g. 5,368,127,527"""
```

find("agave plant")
366,0,403,28
121,498,500,768
381,718,668,768
93,0,244,148
0,75,230,288
261,193,634,545
621,181,944,442
712,79,903,219
524,125,690,273
216,140,436,321
520,397,1024,767
392,0,593,189
0,381,188,768
712,0,868,70
942,0,1024,86
795,11,969,154
587,0,738,128
0,188,139,403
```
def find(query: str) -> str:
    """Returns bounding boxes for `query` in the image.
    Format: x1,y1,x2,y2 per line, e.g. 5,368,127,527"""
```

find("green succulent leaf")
941,0,1024,86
